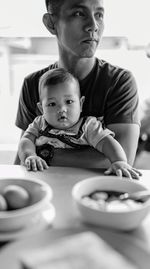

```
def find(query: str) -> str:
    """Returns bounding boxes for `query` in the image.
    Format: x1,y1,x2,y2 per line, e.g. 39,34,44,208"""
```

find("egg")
3,185,30,210
0,194,8,211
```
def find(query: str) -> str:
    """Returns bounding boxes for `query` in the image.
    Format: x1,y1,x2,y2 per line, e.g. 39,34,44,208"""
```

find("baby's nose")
57,105,67,113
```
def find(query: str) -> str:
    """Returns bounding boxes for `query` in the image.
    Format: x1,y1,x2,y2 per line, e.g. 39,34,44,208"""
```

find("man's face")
55,0,104,58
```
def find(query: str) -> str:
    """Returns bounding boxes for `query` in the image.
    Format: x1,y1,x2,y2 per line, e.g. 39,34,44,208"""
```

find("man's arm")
107,123,140,166
18,133,37,164
14,130,24,165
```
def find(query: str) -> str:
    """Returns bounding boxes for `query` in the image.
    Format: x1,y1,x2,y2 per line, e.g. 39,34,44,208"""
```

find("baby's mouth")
58,115,67,121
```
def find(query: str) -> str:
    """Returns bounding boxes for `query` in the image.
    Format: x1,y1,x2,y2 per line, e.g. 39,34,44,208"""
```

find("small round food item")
106,200,130,212
81,189,143,213
106,199,142,212
125,199,142,209
82,195,106,210
82,196,99,210
3,185,30,210
91,191,108,201
0,194,8,211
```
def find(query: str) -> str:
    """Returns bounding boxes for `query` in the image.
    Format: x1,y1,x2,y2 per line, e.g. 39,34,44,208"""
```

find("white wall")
0,0,150,42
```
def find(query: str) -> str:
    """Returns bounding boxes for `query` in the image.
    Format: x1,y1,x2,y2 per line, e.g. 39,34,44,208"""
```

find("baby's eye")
47,102,56,107
66,100,74,104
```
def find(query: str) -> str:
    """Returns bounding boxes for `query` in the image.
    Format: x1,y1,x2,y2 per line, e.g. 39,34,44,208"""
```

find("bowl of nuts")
0,177,53,232
72,176,150,231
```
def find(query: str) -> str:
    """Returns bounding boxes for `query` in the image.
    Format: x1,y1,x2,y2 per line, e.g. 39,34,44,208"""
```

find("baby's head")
38,68,85,130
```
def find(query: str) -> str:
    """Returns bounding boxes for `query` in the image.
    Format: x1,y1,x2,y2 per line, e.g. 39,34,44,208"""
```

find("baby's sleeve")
25,116,42,138
83,117,114,151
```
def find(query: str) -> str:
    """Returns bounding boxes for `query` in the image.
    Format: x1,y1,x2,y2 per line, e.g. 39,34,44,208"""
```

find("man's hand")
104,161,142,180
24,155,49,171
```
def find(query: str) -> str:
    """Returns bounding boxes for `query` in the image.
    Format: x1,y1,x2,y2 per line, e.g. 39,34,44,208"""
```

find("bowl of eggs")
72,176,150,231
0,177,53,232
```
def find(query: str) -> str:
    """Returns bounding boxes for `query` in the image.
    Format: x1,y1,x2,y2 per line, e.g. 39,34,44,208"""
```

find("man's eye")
95,12,104,20
74,11,84,17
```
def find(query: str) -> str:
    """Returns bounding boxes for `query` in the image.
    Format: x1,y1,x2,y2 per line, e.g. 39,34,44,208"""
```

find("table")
0,165,150,269
0,164,108,229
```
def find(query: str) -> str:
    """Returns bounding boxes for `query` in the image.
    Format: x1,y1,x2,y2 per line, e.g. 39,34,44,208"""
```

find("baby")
18,68,141,179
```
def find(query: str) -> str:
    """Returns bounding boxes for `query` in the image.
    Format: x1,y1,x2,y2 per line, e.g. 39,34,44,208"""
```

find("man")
15,0,140,167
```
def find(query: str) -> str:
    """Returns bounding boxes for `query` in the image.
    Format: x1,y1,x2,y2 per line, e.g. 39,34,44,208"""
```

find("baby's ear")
80,96,85,111
37,102,43,114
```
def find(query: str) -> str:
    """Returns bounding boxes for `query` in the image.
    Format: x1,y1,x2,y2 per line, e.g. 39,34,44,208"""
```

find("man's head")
45,0,65,15
43,0,104,58
38,68,85,129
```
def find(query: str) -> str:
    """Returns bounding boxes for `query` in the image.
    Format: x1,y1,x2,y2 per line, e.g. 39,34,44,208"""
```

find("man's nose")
84,15,98,33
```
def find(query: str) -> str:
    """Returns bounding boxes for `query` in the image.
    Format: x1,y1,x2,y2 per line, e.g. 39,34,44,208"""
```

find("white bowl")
72,176,150,231
0,177,53,232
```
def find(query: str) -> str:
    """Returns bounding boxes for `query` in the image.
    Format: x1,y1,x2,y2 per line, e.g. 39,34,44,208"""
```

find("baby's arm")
96,135,141,179
18,133,48,172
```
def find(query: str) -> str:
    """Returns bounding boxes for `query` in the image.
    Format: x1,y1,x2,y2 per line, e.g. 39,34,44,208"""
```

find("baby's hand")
104,161,142,179
24,155,49,172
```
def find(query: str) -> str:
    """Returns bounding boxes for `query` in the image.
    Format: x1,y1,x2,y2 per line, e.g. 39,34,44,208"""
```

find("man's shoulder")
96,58,131,77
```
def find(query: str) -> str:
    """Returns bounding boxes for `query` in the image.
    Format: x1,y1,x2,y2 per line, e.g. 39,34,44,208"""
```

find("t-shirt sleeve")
104,70,140,126
24,116,43,138
15,77,41,131
83,117,114,150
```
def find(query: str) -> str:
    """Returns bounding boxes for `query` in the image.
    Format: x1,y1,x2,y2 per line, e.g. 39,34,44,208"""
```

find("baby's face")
41,80,84,130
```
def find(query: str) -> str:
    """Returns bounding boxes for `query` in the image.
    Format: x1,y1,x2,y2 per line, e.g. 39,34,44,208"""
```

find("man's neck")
57,55,96,81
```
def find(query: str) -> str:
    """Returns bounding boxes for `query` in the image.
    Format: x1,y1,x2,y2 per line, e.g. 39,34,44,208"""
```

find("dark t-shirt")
15,58,140,131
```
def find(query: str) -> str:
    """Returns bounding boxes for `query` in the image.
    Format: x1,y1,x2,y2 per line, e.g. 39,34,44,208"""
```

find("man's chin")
79,44,98,58
79,50,97,58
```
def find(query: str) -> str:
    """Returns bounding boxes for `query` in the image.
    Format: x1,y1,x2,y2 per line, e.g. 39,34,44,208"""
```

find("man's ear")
42,13,57,35
37,102,43,114
80,96,85,111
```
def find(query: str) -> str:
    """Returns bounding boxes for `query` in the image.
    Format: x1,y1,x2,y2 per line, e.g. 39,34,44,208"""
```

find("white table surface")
0,165,150,269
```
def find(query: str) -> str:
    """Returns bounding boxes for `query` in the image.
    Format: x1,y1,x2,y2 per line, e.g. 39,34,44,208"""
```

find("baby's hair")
39,68,80,101
45,0,65,15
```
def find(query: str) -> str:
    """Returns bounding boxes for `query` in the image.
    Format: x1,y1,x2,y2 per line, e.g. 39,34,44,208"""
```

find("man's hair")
39,68,80,100
45,0,65,15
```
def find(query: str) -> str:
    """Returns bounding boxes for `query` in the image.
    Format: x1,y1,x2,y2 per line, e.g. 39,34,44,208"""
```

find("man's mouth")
82,38,98,44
